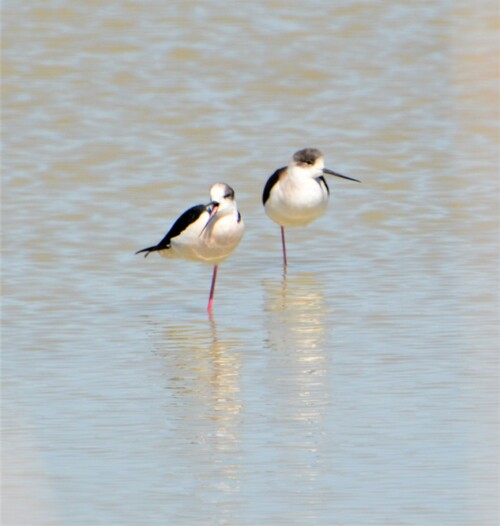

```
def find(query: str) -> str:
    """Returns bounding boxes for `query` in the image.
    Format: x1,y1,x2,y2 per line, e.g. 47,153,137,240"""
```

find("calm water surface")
2,1,499,525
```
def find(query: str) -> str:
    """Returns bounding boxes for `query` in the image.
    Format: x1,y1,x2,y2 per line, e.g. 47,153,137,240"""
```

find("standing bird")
262,148,360,267
136,183,244,312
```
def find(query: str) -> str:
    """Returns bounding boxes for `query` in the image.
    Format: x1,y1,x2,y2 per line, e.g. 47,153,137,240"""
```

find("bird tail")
135,245,161,258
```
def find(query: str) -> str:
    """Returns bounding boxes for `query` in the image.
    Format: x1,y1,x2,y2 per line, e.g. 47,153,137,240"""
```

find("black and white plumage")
262,148,360,266
136,183,244,312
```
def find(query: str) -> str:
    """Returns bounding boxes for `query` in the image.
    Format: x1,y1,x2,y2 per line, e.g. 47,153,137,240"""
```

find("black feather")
317,175,330,195
293,148,322,165
135,204,207,257
262,167,286,205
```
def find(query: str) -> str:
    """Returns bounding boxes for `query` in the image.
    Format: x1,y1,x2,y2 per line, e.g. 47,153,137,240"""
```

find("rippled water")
2,1,499,525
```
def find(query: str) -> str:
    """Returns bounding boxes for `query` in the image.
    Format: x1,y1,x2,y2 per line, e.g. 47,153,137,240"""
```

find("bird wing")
262,167,286,205
136,203,207,256
317,175,330,195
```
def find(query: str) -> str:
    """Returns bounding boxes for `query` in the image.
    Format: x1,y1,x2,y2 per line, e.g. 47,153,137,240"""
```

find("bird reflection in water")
263,272,333,493
264,272,332,356
152,317,243,515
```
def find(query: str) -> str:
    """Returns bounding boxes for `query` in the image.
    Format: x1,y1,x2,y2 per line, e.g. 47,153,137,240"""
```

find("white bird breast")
164,211,243,264
266,177,329,227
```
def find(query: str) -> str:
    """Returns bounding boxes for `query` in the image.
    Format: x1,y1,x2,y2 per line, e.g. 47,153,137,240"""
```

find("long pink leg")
281,226,288,268
207,264,218,312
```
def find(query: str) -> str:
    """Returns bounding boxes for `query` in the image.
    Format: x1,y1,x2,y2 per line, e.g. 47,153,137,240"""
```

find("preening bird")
262,148,360,266
136,183,244,312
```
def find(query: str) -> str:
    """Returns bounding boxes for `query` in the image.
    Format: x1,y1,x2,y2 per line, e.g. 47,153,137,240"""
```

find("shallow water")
2,1,499,525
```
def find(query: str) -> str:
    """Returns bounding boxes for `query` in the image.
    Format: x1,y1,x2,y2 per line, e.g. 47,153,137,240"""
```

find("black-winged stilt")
136,183,244,312
262,148,360,267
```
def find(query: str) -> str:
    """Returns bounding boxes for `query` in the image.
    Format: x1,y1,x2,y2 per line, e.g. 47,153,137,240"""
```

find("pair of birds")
136,148,360,312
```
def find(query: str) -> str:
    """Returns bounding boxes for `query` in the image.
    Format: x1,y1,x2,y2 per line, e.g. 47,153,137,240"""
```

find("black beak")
323,168,361,183
200,201,220,236
208,200,220,217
